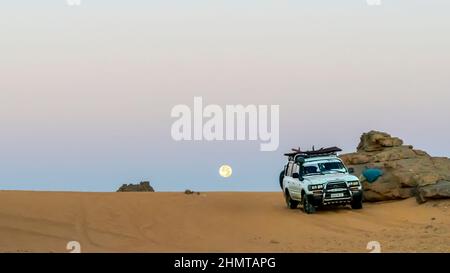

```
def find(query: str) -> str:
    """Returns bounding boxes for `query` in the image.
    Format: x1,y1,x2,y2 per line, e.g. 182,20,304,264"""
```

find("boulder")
416,181,450,204
117,181,155,192
357,130,403,152
341,131,450,203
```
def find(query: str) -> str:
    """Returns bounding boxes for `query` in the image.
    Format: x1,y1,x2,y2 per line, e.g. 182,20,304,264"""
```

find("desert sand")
0,191,449,253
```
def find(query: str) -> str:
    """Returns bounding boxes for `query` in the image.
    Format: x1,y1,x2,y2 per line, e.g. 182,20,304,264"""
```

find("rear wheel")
302,194,316,214
279,171,285,189
285,191,299,209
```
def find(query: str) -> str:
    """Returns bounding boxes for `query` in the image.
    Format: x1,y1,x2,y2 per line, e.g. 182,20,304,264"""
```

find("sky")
0,1,449,191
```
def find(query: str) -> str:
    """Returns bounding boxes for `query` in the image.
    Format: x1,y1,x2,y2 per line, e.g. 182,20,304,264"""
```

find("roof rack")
284,146,342,160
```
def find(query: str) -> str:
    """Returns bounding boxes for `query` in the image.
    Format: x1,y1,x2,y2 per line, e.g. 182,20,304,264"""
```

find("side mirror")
348,167,355,174
292,173,304,181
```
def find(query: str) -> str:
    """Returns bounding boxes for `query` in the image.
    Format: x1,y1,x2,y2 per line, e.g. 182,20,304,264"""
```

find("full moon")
219,165,233,178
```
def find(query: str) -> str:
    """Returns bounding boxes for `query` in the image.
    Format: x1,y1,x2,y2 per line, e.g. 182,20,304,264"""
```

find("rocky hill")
340,131,450,203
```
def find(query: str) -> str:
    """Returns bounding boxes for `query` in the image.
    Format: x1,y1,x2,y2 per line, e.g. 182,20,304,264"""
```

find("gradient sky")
1,1,449,191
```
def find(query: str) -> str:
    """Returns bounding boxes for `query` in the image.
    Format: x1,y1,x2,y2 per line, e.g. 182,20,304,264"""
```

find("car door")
289,163,303,200
283,162,294,192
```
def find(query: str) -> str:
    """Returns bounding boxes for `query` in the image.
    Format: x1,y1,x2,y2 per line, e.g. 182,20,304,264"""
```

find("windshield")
302,161,346,175
318,161,346,173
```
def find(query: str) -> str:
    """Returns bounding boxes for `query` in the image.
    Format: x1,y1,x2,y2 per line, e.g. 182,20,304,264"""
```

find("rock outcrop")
117,181,155,192
184,189,201,195
340,131,450,203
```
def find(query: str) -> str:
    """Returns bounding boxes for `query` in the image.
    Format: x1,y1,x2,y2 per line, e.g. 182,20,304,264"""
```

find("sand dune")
0,191,449,253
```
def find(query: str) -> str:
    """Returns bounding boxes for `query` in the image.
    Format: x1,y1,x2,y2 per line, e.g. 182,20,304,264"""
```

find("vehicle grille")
325,181,347,190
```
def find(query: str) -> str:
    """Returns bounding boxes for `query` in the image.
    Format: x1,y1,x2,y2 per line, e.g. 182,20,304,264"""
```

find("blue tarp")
362,168,383,183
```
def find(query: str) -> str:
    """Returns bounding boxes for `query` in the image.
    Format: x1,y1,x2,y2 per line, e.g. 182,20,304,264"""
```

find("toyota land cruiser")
279,147,363,214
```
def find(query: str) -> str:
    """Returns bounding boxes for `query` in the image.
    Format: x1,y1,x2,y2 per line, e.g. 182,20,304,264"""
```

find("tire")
279,170,285,189
351,198,363,210
285,191,299,209
302,194,316,214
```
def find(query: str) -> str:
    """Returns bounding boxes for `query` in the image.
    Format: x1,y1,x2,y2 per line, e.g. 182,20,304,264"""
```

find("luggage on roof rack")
284,146,342,160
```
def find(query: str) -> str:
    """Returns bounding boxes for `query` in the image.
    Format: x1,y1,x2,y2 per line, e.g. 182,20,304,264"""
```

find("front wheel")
285,192,299,209
302,194,316,214
351,196,363,209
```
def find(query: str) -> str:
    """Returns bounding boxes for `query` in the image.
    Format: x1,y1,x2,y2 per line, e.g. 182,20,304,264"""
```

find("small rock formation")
340,131,450,203
184,189,200,195
117,181,155,192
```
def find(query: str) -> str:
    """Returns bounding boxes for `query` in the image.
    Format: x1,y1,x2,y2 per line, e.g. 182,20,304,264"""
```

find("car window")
318,161,345,172
286,162,294,177
304,165,319,174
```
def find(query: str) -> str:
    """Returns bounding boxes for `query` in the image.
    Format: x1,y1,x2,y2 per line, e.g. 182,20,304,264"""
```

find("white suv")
279,147,363,214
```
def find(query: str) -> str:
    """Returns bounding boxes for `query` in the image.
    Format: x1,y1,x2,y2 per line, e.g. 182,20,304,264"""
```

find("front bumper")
307,189,363,206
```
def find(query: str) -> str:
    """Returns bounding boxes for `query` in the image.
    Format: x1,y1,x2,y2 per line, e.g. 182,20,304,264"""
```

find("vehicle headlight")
308,184,324,191
347,181,360,187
